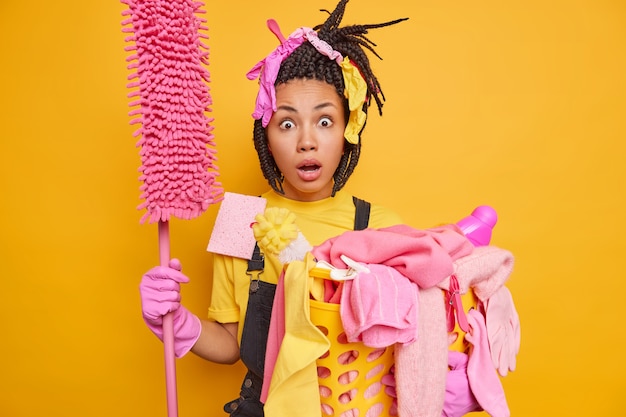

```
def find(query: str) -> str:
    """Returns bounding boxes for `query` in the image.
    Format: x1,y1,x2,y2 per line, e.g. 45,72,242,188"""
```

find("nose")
297,127,318,152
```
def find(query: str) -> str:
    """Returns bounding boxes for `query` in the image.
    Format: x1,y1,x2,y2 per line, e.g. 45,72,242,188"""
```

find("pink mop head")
207,192,267,260
120,2,222,416
121,0,222,223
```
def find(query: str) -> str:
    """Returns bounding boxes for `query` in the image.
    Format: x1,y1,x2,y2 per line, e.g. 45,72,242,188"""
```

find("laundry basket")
309,296,395,417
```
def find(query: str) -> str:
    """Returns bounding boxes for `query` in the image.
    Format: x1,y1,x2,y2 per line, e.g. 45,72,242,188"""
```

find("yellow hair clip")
340,57,367,145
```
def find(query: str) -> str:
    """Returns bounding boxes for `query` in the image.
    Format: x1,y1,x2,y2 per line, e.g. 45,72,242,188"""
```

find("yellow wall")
1,0,624,415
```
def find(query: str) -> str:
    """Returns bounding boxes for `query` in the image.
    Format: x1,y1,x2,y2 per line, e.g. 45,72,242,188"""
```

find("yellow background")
1,0,624,415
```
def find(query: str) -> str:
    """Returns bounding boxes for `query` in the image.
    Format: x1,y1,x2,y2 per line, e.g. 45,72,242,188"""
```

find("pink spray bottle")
456,205,498,247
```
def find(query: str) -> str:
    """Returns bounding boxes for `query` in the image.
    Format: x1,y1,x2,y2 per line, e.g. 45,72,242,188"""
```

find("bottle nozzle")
457,205,498,247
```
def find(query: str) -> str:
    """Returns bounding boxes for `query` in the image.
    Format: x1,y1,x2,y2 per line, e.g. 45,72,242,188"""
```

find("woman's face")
266,78,346,202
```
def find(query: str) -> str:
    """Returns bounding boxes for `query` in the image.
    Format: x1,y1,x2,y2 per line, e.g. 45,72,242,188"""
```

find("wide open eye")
279,119,295,130
318,117,333,128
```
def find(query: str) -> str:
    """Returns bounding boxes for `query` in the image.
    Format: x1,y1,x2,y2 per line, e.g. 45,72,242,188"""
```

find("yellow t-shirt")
207,189,402,342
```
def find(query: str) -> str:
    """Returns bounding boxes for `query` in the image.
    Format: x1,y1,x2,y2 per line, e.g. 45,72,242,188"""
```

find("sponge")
207,192,267,259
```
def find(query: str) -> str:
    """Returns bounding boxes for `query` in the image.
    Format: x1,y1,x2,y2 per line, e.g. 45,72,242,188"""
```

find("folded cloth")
437,246,514,302
312,224,474,289
340,263,419,348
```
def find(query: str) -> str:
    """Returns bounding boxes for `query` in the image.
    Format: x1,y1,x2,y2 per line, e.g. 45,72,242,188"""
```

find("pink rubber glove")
465,309,510,417
381,365,399,416
246,25,306,126
443,351,481,417
381,364,397,398
485,286,520,376
139,259,201,358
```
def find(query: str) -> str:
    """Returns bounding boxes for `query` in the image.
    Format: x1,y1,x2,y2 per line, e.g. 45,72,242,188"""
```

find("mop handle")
159,220,178,417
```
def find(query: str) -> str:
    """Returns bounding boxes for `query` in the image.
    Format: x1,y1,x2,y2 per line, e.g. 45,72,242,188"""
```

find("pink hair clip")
303,29,343,64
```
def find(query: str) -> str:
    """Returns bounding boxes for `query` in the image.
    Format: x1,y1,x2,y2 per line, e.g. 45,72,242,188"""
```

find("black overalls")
223,197,371,417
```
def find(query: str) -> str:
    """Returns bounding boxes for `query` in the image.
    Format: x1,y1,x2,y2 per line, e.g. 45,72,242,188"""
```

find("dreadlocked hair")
253,0,408,195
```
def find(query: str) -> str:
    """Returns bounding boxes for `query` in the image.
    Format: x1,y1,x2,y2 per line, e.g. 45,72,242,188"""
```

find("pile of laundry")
254,208,519,417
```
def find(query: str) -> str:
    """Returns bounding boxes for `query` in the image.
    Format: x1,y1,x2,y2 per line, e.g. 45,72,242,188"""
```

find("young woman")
140,1,408,415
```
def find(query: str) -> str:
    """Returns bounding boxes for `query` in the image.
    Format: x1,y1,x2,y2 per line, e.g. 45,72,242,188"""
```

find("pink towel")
313,224,474,289
340,263,419,348
261,271,287,403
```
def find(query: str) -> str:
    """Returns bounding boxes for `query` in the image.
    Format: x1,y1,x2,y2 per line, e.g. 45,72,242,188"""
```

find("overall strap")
352,196,371,231
247,242,265,272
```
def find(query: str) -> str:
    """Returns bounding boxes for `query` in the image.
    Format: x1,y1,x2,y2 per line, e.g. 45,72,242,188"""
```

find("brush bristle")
121,0,222,223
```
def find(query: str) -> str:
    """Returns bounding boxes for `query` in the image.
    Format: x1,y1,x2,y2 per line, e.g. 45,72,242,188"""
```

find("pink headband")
247,19,367,144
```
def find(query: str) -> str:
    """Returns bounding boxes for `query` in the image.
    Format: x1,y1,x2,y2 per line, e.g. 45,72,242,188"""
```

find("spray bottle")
456,205,498,247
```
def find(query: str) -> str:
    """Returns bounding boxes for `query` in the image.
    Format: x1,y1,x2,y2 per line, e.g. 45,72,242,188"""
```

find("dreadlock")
253,0,408,195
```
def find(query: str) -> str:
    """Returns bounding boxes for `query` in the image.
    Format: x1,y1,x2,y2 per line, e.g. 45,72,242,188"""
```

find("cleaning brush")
121,1,222,415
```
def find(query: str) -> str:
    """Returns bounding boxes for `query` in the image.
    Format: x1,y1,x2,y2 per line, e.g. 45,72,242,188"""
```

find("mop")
120,1,222,415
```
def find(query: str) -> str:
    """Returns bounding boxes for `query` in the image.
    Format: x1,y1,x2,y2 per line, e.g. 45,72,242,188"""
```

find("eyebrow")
275,102,339,113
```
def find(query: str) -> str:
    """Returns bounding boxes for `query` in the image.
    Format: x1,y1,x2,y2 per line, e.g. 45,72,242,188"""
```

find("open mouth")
299,163,320,172
296,160,323,181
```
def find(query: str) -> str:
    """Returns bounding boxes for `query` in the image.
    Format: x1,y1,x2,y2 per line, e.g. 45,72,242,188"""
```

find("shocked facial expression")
266,79,347,202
